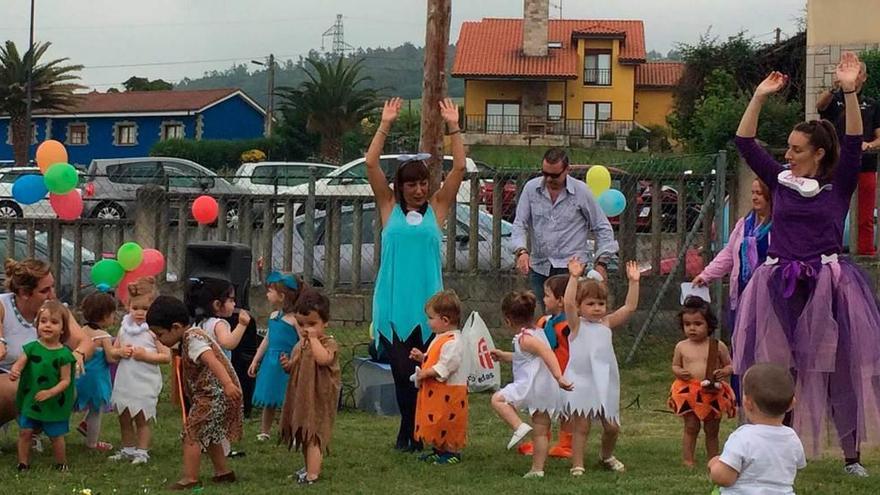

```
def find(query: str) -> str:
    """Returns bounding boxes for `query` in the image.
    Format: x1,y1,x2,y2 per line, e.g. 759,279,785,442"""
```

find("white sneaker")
256,433,270,442
108,448,134,461
507,423,533,450
845,462,869,477
130,450,150,465
523,470,544,479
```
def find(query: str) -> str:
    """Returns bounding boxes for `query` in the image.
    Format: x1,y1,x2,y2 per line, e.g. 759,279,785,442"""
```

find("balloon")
49,190,84,221
192,195,218,224
43,163,79,194
35,140,68,173
11,174,48,205
598,189,627,217
140,248,165,276
91,259,125,289
117,242,144,271
586,165,612,197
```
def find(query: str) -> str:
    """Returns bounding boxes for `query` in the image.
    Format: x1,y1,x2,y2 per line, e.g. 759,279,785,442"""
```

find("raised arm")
736,72,788,187
431,98,466,226
214,311,251,351
564,257,585,336
834,52,866,197
367,98,401,223
306,333,336,367
606,261,640,329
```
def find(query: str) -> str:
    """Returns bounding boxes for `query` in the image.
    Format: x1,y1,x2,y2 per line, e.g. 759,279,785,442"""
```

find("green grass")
2,327,878,494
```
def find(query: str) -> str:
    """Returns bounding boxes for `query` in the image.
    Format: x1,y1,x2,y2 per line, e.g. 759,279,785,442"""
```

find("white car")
0,166,81,219
232,161,336,195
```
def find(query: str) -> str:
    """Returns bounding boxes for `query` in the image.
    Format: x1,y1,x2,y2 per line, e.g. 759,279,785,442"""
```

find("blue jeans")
529,267,570,313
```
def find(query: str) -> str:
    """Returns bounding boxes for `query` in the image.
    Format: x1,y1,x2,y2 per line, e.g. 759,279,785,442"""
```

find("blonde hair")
576,279,608,304
4,258,51,295
128,276,158,306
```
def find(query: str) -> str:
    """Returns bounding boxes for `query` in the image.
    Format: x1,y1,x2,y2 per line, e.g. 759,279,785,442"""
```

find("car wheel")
0,201,23,219
226,205,239,229
91,202,125,220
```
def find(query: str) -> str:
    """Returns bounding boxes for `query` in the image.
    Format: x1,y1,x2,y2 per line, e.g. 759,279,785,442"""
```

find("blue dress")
75,332,113,412
372,205,443,347
252,313,299,408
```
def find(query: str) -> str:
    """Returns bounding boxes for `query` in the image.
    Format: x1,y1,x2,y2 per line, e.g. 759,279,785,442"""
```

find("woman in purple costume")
733,51,880,477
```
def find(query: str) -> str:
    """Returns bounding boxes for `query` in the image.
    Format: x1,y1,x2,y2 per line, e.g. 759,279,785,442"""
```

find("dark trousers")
381,331,430,449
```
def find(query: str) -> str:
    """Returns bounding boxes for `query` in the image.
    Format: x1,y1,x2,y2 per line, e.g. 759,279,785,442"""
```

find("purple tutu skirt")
733,257,880,457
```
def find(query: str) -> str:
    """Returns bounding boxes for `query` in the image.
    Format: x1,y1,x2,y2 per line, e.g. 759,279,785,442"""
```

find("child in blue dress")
248,271,304,441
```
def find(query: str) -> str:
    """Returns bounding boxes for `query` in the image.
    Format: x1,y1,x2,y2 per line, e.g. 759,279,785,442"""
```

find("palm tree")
276,58,379,164
0,41,84,165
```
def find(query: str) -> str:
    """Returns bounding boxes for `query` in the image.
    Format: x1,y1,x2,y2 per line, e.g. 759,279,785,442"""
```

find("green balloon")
91,259,125,288
43,163,78,194
117,242,144,271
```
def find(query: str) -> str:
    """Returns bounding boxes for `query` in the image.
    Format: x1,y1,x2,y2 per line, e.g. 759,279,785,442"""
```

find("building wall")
634,89,675,128
199,96,265,140
568,39,636,121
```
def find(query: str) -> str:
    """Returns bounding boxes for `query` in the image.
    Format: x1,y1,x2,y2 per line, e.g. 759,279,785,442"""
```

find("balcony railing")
464,115,636,138
584,68,611,86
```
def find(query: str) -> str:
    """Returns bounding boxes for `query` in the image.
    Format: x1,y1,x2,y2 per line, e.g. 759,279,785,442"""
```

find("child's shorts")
18,415,70,437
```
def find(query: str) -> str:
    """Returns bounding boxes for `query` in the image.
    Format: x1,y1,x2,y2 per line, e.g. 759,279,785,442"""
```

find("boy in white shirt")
709,363,806,494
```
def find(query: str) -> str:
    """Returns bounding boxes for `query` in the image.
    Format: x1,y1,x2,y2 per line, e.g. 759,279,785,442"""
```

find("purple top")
734,135,862,261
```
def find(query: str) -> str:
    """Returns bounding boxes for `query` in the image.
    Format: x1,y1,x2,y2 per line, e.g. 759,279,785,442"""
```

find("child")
248,271,303,441
669,296,737,467
491,290,573,479
9,300,77,471
709,363,805,492
146,295,243,491
279,289,341,485
110,276,171,464
75,292,122,452
409,290,468,465
562,258,640,475
519,274,573,458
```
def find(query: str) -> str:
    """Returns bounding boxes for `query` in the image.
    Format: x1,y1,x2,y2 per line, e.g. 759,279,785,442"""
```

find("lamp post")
251,54,275,137
24,0,35,165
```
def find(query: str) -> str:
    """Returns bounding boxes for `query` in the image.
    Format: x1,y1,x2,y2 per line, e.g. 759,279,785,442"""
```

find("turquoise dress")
75,332,112,412
372,205,443,347
253,313,299,408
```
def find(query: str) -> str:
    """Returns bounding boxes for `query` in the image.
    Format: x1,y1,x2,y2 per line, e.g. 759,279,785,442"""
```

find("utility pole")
24,0,35,165
420,0,451,195
252,54,276,137
775,27,781,44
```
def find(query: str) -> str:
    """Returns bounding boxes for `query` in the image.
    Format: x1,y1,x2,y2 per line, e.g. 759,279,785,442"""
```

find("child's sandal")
570,466,586,476
211,471,236,483
168,480,201,491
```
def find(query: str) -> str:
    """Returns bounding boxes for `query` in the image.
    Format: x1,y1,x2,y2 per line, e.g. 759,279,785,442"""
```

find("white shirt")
429,330,467,386
719,424,806,495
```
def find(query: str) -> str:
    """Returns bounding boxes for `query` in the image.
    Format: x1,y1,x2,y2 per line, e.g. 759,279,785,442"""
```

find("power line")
83,53,306,70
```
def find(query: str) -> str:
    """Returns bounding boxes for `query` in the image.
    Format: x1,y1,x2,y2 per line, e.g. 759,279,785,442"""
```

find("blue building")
0,88,266,166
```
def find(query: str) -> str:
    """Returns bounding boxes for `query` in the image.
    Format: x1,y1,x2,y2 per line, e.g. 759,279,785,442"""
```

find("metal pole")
267,53,275,137
713,150,727,336
24,0,35,165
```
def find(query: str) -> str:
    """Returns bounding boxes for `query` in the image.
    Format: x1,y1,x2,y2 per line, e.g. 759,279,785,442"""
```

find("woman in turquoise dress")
367,97,466,451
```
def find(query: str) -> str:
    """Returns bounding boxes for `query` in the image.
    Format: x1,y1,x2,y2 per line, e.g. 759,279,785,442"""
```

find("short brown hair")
294,289,330,322
542,147,570,167
425,290,462,326
576,279,608,304
742,363,795,417
128,276,158,305
37,300,71,343
4,258,51,295
543,275,568,300
501,290,536,328
677,296,718,333
81,292,117,325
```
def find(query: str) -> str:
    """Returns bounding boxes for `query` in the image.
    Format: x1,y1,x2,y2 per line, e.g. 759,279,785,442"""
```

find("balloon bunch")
586,165,627,217
11,140,83,220
90,242,165,302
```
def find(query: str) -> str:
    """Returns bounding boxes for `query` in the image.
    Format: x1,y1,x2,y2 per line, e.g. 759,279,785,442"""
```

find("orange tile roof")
32,88,258,115
452,18,646,79
635,62,685,88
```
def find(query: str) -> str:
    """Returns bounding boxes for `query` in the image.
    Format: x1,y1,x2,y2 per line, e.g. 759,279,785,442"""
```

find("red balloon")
192,195,218,224
49,190,83,221
140,248,165,276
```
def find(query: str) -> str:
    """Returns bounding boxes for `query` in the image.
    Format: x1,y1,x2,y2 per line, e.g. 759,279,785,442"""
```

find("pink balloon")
192,195,218,224
49,190,83,221
116,271,140,303
140,248,165,276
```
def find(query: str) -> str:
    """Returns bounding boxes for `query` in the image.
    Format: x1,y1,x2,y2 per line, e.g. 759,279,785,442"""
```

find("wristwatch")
0,337,7,346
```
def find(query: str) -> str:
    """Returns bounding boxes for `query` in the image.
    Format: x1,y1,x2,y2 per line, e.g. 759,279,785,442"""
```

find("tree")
0,41,84,165
275,58,379,164
861,49,880,101
123,76,173,91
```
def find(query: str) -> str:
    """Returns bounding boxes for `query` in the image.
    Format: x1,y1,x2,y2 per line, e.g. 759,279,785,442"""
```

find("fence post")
713,151,727,333
303,167,317,284
468,174,479,272
73,224,83,304
650,179,662,276
491,171,503,270
283,198,294,272
351,199,363,288
133,185,165,248
618,174,638,265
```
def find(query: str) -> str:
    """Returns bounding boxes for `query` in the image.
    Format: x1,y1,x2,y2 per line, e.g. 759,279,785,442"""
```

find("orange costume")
414,331,468,452
668,338,737,420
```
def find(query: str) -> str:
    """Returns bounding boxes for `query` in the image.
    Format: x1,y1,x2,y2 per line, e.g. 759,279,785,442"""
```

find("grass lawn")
1,327,877,494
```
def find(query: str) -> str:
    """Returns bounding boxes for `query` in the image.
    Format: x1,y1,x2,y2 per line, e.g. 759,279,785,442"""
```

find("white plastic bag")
461,311,501,393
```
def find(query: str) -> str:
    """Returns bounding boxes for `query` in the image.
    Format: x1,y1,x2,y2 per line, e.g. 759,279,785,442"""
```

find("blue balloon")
598,189,627,217
12,174,48,205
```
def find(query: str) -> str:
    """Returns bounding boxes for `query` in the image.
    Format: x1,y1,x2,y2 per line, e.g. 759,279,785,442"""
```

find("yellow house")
452,2,682,148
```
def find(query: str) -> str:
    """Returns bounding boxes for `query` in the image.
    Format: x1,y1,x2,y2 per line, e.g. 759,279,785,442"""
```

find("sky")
1,0,807,90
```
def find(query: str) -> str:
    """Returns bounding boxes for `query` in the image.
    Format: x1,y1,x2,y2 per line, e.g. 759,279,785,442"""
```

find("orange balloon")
36,140,68,173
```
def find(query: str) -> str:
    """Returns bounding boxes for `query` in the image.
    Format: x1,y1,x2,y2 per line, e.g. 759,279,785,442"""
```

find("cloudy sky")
1,0,806,90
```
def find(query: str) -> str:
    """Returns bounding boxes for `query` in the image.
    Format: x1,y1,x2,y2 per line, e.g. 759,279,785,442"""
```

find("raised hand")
836,51,862,92
381,97,403,124
438,98,460,126
238,309,251,327
568,256,586,278
625,260,641,282
755,71,788,97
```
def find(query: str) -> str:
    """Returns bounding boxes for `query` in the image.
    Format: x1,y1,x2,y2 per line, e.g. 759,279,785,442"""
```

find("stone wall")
805,42,880,121
522,0,549,57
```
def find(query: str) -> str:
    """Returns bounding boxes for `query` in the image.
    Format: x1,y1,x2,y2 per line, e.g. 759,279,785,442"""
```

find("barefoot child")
562,259,640,475
146,296,243,490
491,290,573,478
669,297,736,467
409,290,468,465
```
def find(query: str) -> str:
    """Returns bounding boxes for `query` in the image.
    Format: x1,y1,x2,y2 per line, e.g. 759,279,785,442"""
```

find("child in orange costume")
410,290,468,465
669,297,736,467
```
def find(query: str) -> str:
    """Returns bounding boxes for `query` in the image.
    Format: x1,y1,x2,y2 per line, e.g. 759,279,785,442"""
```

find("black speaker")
184,241,252,308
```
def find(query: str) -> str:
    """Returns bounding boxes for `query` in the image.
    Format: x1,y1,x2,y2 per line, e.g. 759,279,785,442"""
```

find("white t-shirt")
719,424,806,495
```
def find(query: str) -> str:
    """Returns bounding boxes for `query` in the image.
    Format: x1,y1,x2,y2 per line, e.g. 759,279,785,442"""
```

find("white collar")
777,170,832,197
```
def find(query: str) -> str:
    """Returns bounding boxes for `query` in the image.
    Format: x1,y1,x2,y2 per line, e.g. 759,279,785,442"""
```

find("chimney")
523,0,549,57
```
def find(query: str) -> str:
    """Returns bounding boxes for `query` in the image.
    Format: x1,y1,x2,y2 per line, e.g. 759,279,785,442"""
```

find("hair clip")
397,152,431,162
188,277,204,287
266,271,299,290
95,283,111,293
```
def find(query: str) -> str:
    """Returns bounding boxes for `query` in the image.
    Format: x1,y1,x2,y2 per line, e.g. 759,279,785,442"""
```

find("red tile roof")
452,18,646,79
635,62,685,88
35,88,259,115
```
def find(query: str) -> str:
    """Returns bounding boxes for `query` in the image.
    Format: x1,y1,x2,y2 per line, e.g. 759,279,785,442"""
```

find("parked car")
232,161,336,194
271,203,515,286
0,166,84,219
0,230,96,302
82,157,251,226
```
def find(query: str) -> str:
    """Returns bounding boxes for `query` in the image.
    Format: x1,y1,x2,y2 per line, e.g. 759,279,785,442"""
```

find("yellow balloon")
586,165,611,197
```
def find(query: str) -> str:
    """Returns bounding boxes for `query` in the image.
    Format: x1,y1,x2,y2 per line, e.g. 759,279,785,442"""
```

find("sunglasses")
542,168,566,179
266,271,299,290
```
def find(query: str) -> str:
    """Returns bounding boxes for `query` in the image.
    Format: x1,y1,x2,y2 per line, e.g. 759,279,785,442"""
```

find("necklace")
10,295,36,330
